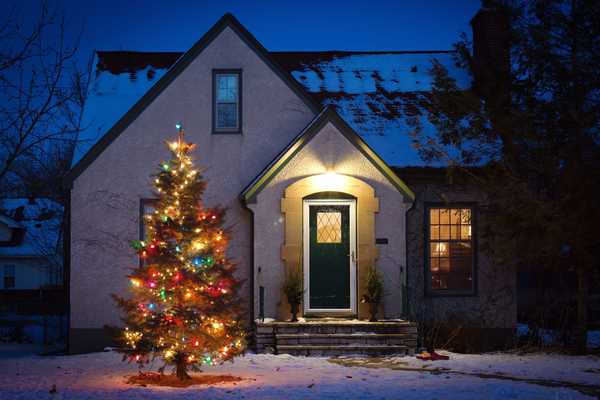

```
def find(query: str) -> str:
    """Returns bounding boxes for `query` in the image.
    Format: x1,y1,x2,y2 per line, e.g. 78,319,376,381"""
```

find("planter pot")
290,302,299,322
368,302,379,322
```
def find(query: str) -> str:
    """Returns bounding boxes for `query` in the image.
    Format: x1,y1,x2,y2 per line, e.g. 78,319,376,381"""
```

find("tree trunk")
175,356,191,381
573,262,588,354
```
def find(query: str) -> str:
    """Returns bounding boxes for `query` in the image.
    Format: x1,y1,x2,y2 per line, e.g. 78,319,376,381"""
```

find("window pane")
316,212,342,243
430,242,449,257
430,209,439,224
450,209,461,224
447,257,472,290
4,265,15,276
439,209,450,224
461,209,471,224
439,257,450,272
430,225,440,240
430,257,440,272
217,75,238,102
461,225,471,240
440,225,450,240
3,265,15,289
450,242,471,257
450,224,460,239
217,103,238,129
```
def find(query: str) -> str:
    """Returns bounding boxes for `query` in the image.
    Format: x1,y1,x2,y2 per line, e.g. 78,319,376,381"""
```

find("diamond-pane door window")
316,212,342,243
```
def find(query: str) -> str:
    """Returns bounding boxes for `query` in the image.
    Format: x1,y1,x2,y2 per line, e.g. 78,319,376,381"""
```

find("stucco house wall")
69,26,315,350
248,122,410,321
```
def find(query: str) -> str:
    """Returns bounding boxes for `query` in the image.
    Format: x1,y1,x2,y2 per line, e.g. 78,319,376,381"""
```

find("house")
0,198,66,343
65,7,516,354
0,198,63,293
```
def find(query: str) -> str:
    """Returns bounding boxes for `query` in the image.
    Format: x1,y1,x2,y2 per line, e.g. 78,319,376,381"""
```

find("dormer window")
213,70,242,133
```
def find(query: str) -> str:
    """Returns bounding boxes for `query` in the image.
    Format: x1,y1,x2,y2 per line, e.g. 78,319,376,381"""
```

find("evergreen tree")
409,0,600,353
113,125,245,379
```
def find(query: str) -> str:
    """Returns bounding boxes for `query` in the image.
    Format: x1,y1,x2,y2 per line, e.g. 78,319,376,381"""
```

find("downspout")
240,196,255,335
403,197,416,319
63,185,72,353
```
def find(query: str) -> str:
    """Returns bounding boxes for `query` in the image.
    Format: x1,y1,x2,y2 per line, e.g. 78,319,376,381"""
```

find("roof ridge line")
268,50,457,54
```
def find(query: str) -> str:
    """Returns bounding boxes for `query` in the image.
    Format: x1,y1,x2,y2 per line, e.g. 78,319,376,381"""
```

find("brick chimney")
470,2,510,86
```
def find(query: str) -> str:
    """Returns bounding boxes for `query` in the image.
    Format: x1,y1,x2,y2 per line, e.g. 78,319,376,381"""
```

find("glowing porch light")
314,172,345,191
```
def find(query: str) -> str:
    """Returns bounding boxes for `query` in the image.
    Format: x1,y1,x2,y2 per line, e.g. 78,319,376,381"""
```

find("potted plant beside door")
361,266,384,322
282,269,303,322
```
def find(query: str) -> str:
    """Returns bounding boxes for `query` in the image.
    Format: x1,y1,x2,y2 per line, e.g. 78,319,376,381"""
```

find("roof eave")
241,107,415,204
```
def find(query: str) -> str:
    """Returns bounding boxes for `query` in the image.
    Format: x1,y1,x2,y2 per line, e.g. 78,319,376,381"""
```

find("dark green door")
308,204,351,309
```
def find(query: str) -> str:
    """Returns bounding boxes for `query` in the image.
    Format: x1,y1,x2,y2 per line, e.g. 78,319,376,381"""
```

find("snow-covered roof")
0,198,63,258
72,50,469,168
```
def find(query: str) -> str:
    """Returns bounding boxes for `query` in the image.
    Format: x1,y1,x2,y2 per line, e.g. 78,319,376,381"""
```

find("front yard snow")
1,350,599,399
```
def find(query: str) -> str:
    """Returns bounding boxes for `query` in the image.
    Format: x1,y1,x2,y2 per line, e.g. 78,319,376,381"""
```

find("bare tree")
0,1,88,197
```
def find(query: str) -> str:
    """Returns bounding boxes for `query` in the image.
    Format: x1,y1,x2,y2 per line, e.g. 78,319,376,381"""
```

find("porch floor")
255,318,418,356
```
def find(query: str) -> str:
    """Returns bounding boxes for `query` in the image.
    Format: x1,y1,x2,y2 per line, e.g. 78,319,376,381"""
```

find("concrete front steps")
255,319,418,356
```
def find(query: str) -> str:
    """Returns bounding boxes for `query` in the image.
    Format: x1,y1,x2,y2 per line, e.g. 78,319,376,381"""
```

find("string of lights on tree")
113,124,245,380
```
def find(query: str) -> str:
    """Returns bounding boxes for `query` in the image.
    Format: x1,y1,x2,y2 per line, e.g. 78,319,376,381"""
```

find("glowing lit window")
316,212,342,243
428,207,474,293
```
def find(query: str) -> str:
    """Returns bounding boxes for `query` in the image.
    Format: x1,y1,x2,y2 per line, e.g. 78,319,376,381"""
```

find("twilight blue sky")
5,0,481,68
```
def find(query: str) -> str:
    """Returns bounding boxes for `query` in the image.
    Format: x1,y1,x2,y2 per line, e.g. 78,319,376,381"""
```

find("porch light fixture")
314,171,345,191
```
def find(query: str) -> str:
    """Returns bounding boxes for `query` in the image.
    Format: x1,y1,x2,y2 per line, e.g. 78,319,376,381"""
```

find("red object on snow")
416,351,449,361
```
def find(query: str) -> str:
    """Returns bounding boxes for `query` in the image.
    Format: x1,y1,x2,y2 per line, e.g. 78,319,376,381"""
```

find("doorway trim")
303,198,357,316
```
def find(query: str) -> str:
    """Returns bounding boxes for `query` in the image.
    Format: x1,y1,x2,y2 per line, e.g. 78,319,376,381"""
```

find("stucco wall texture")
69,26,315,332
404,178,517,332
248,122,410,321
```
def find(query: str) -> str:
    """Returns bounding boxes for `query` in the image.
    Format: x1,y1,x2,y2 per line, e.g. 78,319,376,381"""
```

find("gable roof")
65,13,321,185
71,48,469,171
241,107,415,204
271,51,468,165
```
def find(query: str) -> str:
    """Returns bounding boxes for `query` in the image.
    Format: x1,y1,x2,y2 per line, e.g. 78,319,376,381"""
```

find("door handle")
348,251,356,263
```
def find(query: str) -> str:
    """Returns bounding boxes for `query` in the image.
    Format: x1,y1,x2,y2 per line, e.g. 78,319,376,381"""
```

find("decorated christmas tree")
113,124,245,380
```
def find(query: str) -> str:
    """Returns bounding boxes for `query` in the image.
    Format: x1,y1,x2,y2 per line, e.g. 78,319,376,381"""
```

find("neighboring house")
66,8,516,354
0,198,64,315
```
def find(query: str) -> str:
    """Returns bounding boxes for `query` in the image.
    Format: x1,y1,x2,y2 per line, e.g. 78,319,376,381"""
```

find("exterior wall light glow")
314,172,345,191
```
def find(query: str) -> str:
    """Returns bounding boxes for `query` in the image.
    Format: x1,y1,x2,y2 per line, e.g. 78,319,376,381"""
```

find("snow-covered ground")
0,350,599,399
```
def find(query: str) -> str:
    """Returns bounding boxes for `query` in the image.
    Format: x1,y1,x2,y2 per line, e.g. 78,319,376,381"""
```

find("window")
316,211,342,243
3,265,15,289
427,207,475,294
213,70,241,133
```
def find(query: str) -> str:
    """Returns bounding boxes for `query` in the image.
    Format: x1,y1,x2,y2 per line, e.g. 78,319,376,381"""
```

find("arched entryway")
281,174,379,319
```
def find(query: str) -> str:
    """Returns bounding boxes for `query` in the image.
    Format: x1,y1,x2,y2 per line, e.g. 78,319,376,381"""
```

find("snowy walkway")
0,350,599,399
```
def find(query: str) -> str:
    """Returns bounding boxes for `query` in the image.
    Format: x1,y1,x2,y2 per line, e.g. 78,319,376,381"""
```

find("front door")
303,199,356,315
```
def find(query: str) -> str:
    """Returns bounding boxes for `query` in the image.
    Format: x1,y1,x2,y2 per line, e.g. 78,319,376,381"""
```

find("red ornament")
206,286,221,298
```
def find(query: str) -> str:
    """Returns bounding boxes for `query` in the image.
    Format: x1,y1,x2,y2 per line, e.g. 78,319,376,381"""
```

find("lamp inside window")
428,208,474,292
